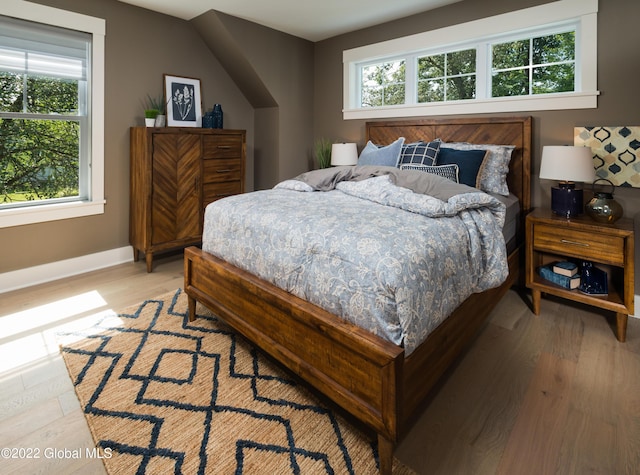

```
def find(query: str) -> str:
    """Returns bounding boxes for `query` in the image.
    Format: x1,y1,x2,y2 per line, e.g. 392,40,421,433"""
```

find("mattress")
492,192,520,252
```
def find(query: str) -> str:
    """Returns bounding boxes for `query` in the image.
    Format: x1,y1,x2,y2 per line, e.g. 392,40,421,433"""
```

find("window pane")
384,84,405,105
360,60,405,107
492,40,529,69
0,72,23,112
418,54,444,79
26,76,79,114
417,79,444,102
533,32,575,64
0,118,80,206
447,76,476,100
361,86,382,107
533,63,575,93
447,49,475,75
492,69,529,97
417,49,476,103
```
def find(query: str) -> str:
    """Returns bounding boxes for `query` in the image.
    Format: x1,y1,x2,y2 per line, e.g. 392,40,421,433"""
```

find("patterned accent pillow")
398,139,442,167
435,148,489,188
400,163,459,183
358,137,405,167
439,142,515,195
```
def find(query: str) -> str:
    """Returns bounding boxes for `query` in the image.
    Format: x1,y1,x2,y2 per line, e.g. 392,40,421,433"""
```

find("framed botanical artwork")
164,74,202,127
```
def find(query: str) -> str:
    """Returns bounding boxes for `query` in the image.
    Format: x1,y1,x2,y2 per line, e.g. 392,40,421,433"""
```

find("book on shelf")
552,261,578,277
539,264,581,290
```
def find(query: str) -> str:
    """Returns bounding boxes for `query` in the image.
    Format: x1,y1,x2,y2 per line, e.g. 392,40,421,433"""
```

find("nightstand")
525,208,635,341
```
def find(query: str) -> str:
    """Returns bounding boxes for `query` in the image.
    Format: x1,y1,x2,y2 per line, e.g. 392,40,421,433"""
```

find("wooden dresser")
130,127,246,272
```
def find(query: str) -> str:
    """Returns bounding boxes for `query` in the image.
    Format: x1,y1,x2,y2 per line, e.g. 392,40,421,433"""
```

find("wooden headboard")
366,116,532,213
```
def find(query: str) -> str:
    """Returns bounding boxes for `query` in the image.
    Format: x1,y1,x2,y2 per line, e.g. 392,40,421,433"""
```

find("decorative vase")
144,118,155,127
585,178,623,224
212,104,223,129
154,114,166,127
202,109,214,128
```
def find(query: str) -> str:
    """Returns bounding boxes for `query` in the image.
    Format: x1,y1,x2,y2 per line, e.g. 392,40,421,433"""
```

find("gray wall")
2,0,639,282
190,11,314,189
313,0,640,218
1,0,317,275
313,0,640,300
0,0,256,273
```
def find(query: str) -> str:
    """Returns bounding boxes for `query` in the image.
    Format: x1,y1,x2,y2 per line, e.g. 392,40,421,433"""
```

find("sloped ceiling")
116,0,462,41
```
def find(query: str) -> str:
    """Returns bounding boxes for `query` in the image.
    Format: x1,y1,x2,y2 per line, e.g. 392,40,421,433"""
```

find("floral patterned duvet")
202,169,508,355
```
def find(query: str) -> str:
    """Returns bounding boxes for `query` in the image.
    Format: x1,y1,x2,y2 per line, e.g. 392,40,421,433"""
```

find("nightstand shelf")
525,208,635,341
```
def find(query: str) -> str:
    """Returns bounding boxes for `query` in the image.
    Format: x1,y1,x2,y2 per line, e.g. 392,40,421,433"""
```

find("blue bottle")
202,109,214,128
212,104,223,129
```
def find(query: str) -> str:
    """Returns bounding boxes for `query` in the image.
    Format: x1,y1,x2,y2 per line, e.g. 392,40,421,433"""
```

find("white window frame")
343,0,598,120
0,0,105,228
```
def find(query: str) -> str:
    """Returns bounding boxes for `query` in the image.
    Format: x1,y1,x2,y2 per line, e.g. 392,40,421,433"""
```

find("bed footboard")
184,246,404,472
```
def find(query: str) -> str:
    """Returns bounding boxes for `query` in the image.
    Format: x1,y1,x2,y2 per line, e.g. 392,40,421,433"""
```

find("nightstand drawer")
533,223,624,265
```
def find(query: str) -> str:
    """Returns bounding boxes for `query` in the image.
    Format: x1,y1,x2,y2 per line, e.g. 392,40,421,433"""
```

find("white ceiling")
116,0,461,42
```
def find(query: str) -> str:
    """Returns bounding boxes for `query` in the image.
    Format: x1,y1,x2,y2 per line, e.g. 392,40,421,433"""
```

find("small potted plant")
144,94,165,127
314,138,332,169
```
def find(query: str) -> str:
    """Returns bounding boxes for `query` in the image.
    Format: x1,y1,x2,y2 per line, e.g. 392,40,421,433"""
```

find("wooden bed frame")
184,116,532,474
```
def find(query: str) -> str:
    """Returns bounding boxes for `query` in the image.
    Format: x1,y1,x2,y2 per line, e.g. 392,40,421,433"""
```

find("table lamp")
331,143,358,166
539,145,595,218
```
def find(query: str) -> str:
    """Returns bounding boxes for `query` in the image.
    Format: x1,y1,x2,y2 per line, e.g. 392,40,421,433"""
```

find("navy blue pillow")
435,148,488,188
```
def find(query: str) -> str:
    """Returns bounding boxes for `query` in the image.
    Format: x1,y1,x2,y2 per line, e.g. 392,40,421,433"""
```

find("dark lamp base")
551,184,583,218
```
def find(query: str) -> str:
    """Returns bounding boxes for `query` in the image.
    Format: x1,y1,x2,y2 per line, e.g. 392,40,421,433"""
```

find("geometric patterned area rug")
58,289,415,474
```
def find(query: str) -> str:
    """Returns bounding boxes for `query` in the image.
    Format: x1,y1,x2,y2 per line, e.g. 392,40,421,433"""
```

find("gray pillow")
358,137,405,167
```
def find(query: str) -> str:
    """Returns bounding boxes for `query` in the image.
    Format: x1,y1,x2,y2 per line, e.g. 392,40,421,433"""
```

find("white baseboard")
0,246,133,294
2,250,639,319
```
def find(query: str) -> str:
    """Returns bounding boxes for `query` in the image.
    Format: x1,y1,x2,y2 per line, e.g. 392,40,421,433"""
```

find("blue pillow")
398,139,441,167
435,148,488,188
358,137,405,166
400,163,459,183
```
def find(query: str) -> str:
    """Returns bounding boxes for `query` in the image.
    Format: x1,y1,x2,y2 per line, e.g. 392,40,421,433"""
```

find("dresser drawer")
203,135,243,159
203,181,242,204
533,223,625,265
203,158,242,183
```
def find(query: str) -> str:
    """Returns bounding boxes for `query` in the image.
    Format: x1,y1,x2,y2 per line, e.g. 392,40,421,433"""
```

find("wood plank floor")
0,253,638,474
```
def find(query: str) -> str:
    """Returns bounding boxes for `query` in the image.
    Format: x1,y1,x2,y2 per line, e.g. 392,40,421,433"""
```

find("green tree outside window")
0,71,80,205
417,48,476,103
492,31,575,97
361,60,406,107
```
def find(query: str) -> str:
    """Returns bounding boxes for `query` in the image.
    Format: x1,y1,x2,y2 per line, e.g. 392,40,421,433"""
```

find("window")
1,17,89,209
417,48,476,102
0,1,105,227
360,59,405,107
343,0,598,120
492,31,575,97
